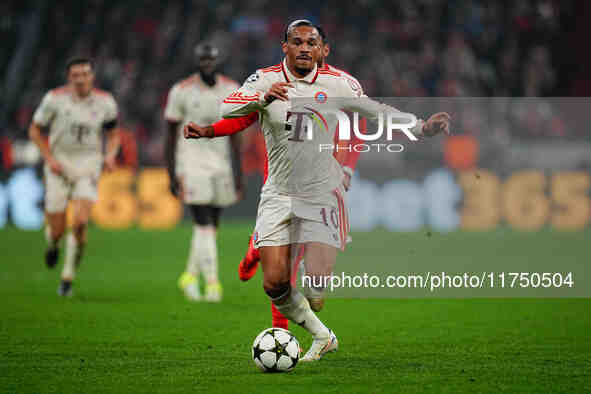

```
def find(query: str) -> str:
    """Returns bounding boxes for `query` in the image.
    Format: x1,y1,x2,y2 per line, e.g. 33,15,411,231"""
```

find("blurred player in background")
164,43,244,302
28,58,120,297
186,20,449,361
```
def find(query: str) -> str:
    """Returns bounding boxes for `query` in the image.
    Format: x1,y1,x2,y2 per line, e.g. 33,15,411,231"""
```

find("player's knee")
50,225,66,241
73,218,88,230
264,280,291,303
72,221,88,240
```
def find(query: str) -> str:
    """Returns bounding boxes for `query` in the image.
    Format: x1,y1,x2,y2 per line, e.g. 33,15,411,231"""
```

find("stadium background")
2,1,591,392
1,0,591,232
0,0,591,229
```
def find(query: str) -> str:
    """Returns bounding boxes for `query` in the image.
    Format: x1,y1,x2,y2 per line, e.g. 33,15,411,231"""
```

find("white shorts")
180,172,237,207
253,186,349,250
44,166,99,213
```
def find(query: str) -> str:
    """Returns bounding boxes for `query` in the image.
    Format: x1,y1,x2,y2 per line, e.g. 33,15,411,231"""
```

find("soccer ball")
251,328,300,372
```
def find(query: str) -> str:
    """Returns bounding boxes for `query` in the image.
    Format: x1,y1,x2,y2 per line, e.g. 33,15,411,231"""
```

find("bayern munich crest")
314,91,327,103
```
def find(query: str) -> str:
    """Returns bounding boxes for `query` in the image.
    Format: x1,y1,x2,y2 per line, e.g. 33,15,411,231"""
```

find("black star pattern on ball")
253,343,265,360
274,338,286,356
252,329,301,372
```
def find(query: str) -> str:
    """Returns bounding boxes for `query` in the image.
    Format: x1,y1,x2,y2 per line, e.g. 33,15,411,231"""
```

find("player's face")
68,63,94,97
199,56,217,76
282,26,322,74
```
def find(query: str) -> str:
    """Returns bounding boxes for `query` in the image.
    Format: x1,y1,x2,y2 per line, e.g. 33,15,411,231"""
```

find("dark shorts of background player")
189,205,222,227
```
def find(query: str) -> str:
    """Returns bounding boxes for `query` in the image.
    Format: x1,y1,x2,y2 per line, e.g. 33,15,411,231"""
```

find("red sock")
271,302,289,329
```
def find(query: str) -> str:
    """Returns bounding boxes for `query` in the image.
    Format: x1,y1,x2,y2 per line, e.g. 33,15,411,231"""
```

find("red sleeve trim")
212,112,258,136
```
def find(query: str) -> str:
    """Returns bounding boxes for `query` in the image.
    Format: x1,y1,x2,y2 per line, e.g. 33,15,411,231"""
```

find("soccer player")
208,27,366,330
164,43,244,302
238,25,363,285
29,57,120,296
185,20,450,361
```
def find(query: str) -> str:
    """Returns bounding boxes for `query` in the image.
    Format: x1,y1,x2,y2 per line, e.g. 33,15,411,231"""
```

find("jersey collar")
281,58,319,84
70,87,94,103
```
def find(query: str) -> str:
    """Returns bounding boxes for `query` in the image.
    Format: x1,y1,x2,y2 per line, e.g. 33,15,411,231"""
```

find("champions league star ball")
252,328,300,372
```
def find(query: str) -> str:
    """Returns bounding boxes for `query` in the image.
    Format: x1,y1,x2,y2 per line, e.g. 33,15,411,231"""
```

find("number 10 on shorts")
321,207,339,229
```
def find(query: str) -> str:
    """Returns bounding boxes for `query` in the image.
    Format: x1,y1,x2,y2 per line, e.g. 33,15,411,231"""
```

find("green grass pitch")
0,222,590,393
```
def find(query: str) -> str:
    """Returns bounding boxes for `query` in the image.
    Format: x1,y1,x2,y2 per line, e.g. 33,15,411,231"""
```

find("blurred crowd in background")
1,0,589,170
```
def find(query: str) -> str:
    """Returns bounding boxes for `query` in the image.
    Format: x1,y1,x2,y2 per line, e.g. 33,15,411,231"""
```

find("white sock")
45,226,58,249
274,288,330,339
196,225,219,284
185,225,202,277
62,233,83,281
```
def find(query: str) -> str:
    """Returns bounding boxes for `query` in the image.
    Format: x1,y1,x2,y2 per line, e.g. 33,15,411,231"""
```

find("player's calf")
303,284,326,312
301,243,337,312
44,213,66,269
60,201,91,289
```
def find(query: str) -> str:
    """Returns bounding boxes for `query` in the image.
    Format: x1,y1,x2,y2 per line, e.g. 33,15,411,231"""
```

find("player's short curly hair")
283,19,326,43
65,57,93,72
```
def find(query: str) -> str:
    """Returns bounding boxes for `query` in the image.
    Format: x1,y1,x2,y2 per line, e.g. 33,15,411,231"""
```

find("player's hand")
342,172,352,191
47,156,64,176
169,176,184,199
104,156,117,172
235,177,245,202
184,122,214,139
422,112,451,137
264,82,293,103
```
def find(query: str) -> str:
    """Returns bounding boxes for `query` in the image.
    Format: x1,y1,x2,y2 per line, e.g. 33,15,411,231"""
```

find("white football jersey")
165,73,239,174
33,86,118,177
220,59,422,200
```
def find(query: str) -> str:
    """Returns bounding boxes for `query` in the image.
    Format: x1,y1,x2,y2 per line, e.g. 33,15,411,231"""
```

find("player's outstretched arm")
104,126,120,172
336,76,451,140
343,97,425,140
184,112,258,139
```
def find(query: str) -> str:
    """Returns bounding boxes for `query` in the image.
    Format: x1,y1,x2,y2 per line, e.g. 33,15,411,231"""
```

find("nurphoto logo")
287,106,418,153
